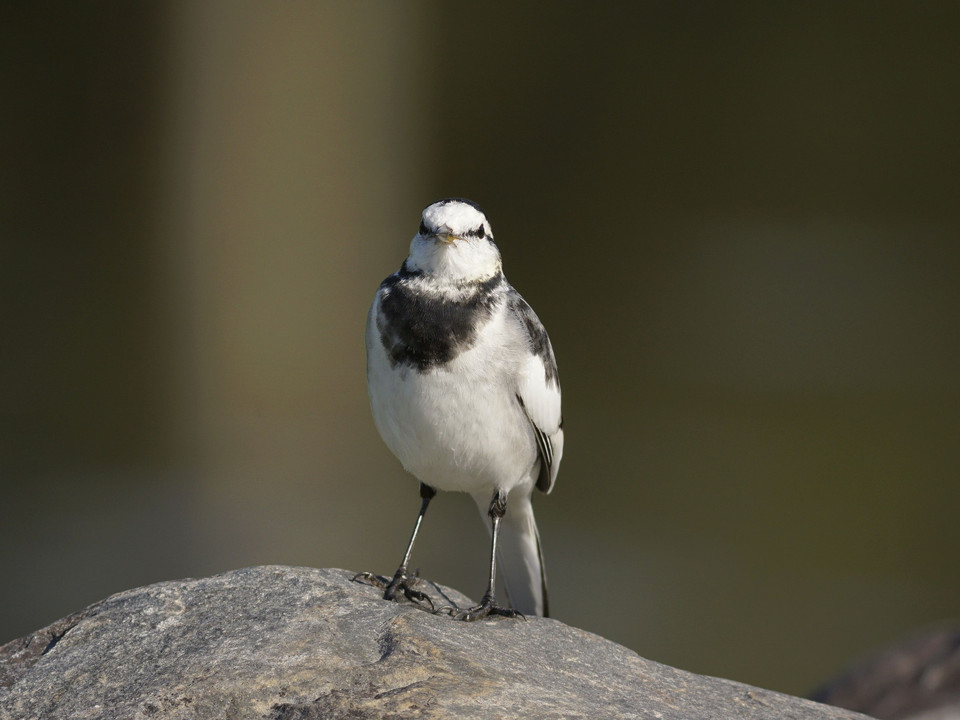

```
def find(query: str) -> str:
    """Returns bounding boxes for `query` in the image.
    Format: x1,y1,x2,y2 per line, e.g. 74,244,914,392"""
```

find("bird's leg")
446,489,524,621
353,483,436,610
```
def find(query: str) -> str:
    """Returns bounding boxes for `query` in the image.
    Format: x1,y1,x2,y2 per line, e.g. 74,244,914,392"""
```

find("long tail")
474,490,548,617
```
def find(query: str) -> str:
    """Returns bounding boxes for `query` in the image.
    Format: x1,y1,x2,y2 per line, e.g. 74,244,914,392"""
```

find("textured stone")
812,624,960,720
0,566,871,720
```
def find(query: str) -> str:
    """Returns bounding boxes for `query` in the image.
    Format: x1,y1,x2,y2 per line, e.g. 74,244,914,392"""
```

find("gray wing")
509,291,563,493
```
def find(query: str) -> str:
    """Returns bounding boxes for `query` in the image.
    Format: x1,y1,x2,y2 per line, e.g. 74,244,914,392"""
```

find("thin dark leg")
353,483,436,609
446,489,523,621
484,492,505,597
385,483,435,600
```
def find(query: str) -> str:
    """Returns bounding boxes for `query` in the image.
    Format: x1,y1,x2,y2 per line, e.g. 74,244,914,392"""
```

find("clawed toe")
354,568,434,611
352,571,387,588
439,594,525,622
355,572,525,621
387,576,435,610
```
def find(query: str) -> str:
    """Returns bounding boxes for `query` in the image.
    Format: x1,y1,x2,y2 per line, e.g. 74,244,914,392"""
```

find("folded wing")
509,293,563,494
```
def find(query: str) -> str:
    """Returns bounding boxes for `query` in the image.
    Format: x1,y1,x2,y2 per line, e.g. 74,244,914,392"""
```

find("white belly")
366,312,537,495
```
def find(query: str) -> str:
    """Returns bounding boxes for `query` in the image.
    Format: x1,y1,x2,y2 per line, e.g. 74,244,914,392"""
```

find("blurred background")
2,1,958,698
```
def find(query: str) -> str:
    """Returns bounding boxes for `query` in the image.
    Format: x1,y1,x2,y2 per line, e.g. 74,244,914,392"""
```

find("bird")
357,198,563,621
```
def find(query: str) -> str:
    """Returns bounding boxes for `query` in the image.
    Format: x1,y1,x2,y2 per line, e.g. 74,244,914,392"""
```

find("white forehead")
422,199,491,235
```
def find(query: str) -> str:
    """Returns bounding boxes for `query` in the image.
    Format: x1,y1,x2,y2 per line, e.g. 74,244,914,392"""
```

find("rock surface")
0,566,871,720
812,624,960,720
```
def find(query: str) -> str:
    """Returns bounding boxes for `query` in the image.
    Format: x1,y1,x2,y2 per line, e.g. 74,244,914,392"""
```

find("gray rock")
0,566,871,720
812,624,960,720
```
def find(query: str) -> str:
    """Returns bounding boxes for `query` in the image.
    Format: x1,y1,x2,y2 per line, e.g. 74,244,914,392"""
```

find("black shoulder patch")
509,292,559,387
377,270,505,371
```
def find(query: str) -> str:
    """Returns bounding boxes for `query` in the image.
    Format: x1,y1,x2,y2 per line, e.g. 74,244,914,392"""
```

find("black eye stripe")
419,219,428,235
462,224,487,238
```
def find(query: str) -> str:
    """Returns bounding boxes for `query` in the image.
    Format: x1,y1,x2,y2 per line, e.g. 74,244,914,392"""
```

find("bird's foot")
352,568,434,611
438,592,525,622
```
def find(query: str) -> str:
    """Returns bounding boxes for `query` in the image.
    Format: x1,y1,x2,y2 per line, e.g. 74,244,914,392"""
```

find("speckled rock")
812,624,960,720
0,566,872,720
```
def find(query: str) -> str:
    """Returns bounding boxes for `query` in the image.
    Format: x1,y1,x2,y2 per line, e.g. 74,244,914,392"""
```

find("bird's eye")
419,220,428,235
477,225,486,239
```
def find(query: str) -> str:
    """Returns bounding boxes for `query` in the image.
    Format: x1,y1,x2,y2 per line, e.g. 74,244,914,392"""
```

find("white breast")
365,299,539,495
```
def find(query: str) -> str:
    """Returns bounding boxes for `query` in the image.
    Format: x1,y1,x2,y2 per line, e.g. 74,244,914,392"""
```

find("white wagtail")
357,198,563,621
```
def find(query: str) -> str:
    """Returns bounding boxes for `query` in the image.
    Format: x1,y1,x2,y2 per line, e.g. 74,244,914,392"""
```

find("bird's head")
406,198,501,282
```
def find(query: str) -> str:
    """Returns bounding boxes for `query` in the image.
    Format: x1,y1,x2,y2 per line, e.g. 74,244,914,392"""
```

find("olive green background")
2,2,958,697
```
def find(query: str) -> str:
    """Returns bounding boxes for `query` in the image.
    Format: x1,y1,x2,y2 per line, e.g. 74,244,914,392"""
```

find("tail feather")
474,491,548,617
